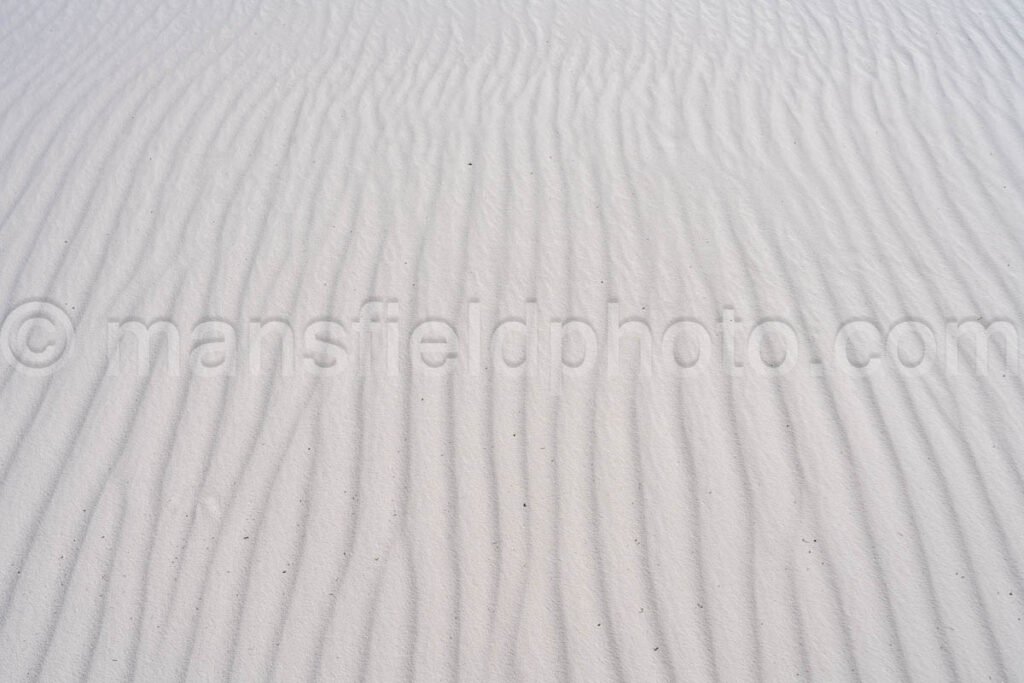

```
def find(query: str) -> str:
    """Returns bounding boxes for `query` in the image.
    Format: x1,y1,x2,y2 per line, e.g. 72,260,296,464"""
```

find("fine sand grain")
1,0,1023,679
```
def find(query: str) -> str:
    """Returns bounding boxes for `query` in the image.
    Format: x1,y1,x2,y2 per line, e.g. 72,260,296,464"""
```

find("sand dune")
1,0,1023,679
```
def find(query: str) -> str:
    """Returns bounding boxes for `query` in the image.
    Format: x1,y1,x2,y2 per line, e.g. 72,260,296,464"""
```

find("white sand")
1,0,1023,679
